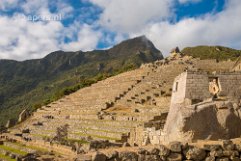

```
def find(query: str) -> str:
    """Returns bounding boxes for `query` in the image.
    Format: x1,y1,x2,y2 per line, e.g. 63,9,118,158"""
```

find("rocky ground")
74,139,241,161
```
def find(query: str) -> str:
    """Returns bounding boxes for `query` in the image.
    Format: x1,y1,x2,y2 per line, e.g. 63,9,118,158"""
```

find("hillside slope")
0,36,163,126
182,46,241,60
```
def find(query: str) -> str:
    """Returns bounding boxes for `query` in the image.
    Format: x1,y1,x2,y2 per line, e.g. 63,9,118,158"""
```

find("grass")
32,133,89,144
182,46,241,61
73,132,120,141
0,145,28,156
86,128,124,134
8,141,48,153
0,154,15,161
65,138,89,144
31,133,51,138
32,130,120,142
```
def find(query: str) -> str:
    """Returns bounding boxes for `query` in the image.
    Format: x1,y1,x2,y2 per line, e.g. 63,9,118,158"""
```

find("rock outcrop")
163,100,241,142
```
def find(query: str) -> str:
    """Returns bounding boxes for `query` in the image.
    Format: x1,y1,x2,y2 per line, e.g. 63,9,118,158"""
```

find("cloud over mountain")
0,0,240,60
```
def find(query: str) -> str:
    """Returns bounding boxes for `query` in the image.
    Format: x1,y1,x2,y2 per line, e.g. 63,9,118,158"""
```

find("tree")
54,124,69,142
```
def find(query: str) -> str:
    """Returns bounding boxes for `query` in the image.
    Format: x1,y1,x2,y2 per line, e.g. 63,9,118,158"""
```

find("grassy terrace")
73,132,120,141
32,130,121,142
42,128,124,134
0,144,28,156
50,118,143,129
0,154,15,161
34,127,126,137
31,133,90,144
8,142,48,153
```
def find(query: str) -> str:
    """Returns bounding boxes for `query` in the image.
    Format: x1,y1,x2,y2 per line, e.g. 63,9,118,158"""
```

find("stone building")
171,71,241,106
129,71,241,145
232,56,241,72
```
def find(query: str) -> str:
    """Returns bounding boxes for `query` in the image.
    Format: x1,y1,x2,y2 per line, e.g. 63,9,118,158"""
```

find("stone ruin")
131,71,241,145
232,56,241,72
171,71,241,106
18,109,30,123
1,53,241,160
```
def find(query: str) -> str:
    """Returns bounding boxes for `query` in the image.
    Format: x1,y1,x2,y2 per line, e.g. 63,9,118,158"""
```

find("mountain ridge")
182,45,241,60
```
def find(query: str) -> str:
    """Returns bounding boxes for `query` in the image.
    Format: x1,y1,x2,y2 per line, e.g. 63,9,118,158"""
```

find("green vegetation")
65,138,89,144
54,124,69,143
9,142,48,153
0,154,15,161
73,132,120,141
0,144,28,156
0,36,163,126
182,46,241,61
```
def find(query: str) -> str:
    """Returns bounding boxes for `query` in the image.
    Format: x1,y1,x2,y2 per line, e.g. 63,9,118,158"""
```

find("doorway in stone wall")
208,77,221,99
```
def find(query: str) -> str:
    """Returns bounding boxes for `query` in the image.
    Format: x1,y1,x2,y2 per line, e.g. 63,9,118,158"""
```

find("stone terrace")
6,55,235,150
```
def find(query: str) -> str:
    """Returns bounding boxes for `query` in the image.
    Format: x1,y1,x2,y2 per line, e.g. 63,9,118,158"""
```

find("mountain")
0,36,163,126
182,46,241,60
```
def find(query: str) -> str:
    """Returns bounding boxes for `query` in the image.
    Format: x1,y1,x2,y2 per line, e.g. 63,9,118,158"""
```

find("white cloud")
21,0,73,20
0,14,101,60
89,0,174,33
0,0,19,10
62,24,102,51
0,14,62,60
0,1,101,60
1,0,241,60
130,0,241,56
89,0,241,57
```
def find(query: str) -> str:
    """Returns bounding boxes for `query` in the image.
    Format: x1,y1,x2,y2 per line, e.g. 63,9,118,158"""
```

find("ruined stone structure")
131,71,241,146
5,119,16,128
11,64,180,144
232,56,241,72
171,71,241,106
83,140,241,161
1,54,239,159
18,109,30,123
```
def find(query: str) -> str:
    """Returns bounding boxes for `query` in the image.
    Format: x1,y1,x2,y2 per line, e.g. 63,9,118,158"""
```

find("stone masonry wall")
217,73,241,99
85,140,241,161
185,71,210,102
171,72,187,105
171,71,241,105
233,64,241,72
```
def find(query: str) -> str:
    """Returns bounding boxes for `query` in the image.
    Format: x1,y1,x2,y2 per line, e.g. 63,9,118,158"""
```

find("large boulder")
92,152,107,161
119,151,138,161
185,147,206,161
162,101,241,142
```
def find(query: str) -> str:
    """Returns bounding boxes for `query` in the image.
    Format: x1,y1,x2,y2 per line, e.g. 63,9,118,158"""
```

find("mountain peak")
108,36,163,59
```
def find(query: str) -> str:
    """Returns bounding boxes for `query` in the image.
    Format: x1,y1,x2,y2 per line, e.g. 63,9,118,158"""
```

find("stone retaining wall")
81,140,241,161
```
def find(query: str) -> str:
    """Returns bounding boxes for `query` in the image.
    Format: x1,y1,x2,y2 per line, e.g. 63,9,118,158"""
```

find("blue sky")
0,0,240,60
